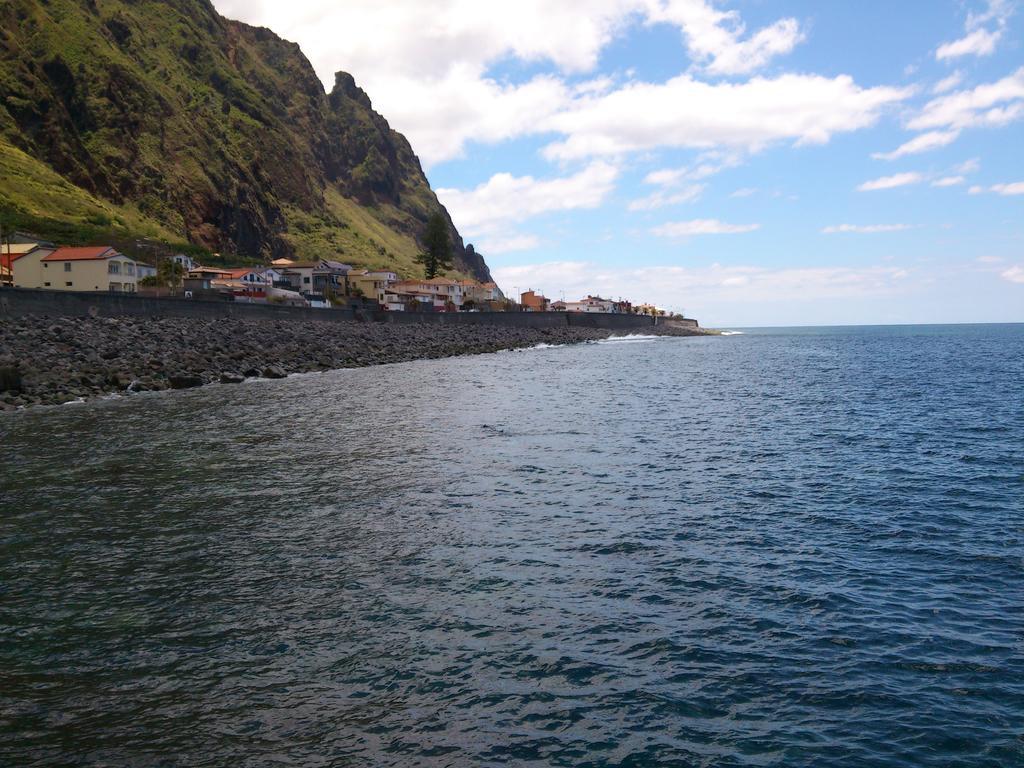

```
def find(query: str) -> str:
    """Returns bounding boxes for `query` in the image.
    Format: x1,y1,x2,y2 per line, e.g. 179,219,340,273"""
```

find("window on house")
125,264,135,276
44,282,51,287
65,281,73,287
108,262,120,274
64,263,72,272
303,277,310,284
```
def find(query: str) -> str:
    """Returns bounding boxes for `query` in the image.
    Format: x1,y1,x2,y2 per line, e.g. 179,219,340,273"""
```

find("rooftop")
225,267,262,279
42,247,122,262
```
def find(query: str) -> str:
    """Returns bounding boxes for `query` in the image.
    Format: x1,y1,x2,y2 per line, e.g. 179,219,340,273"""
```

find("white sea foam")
598,334,661,343
720,331,745,336
523,343,567,350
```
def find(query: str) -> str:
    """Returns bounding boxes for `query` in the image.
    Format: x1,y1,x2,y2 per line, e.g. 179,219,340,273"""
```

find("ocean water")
1,324,1022,767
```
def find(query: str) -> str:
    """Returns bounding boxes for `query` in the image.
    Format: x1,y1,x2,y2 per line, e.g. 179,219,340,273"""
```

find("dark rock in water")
220,372,245,384
0,366,22,393
0,313,695,411
262,366,287,380
168,374,205,390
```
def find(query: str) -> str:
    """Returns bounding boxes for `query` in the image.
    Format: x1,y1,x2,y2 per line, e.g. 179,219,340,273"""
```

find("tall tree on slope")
416,212,453,279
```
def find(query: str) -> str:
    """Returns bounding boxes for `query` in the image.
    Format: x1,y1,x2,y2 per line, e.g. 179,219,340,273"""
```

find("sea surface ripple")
1,324,1022,767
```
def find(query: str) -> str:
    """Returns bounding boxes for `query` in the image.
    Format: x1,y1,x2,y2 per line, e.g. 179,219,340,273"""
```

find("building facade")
13,246,137,292
520,290,550,312
349,270,398,305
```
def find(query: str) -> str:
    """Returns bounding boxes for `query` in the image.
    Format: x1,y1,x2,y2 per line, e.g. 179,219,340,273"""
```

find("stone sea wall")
0,313,704,410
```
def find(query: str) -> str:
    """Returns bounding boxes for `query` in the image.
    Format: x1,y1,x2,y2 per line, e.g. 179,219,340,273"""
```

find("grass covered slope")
0,137,182,245
0,0,492,280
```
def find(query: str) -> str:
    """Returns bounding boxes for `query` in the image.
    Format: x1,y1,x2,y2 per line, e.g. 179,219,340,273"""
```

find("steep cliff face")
0,0,492,281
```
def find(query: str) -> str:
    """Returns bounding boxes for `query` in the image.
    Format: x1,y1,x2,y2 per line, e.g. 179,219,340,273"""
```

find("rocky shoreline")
0,315,705,410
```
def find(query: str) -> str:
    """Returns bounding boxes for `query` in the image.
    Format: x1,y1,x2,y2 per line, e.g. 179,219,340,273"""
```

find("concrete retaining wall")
566,313,657,330
0,288,694,330
666,318,699,329
369,309,569,328
0,288,357,322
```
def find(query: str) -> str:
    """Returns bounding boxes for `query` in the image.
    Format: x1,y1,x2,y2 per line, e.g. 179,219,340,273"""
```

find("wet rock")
0,313,689,411
0,366,22,393
168,374,205,390
219,372,245,384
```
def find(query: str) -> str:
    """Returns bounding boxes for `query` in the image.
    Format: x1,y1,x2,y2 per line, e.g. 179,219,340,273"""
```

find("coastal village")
0,232,698,410
1,236,675,317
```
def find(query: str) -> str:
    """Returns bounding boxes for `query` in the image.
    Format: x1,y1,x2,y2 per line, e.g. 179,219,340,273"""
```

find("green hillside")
0,0,492,279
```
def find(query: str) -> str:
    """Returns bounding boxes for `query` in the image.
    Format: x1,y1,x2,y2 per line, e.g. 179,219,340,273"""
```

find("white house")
172,253,197,271
560,295,616,313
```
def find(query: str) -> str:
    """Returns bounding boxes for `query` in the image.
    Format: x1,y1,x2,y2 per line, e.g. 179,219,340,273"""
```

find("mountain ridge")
0,0,492,281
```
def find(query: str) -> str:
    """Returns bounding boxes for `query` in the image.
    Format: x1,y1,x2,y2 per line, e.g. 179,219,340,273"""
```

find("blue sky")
214,0,1023,326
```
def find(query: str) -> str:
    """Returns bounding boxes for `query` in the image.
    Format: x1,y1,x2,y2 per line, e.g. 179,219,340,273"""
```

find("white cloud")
937,28,1003,59
475,234,542,254
968,0,1016,27
544,74,910,161
214,0,635,79
644,0,805,75
932,176,966,187
211,0,633,164
212,0,849,166
956,158,981,173
652,219,760,236
362,71,573,167
909,67,1024,133
731,187,757,198
643,152,742,187
936,0,1014,60
436,161,618,236
822,224,912,234
977,255,1004,263
1002,265,1024,283
491,260,914,314
991,181,1024,195
628,186,704,210
872,130,960,160
934,71,965,94
966,181,1024,195
857,172,925,191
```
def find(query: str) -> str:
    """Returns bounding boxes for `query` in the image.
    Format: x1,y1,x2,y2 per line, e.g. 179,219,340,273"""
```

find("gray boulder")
0,365,22,393
168,374,205,390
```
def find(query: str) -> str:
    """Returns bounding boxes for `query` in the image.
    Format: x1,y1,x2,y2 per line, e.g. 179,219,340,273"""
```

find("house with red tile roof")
14,246,139,293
